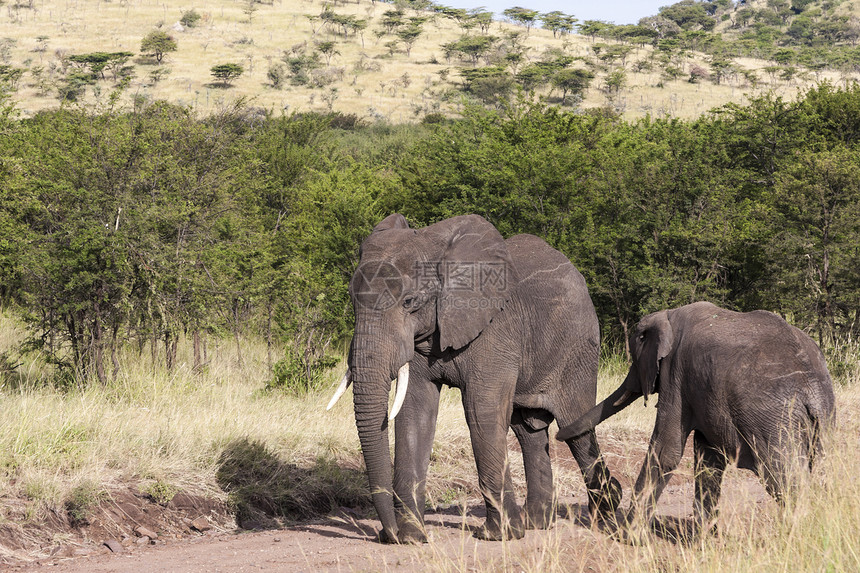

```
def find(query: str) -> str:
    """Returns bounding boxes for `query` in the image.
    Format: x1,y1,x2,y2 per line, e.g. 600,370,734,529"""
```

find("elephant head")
334,213,518,542
556,310,673,442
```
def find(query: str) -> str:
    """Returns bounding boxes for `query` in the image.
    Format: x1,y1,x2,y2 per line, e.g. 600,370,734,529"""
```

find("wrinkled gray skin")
348,214,621,544
557,301,835,534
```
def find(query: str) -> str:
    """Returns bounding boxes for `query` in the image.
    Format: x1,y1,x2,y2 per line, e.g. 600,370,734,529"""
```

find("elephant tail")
802,380,836,471
556,385,640,442
803,402,831,472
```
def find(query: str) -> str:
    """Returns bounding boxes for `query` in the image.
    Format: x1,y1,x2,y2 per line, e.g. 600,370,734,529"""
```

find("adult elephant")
328,213,621,544
557,301,835,535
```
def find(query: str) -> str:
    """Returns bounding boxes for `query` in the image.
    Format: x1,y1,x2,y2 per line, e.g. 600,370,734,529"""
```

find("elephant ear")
436,215,518,351
634,311,673,401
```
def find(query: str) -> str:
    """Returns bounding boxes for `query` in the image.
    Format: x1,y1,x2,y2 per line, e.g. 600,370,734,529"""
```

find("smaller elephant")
556,301,835,534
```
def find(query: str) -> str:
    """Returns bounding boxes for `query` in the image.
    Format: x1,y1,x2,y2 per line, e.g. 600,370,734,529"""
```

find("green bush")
64,480,105,526
267,63,286,89
180,9,202,28
266,348,338,394
143,480,178,506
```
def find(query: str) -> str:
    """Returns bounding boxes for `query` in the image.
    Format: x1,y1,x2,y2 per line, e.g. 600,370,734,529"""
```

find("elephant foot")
378,523,427,544
588,476,623,520
396,520,428,544
377,527,400,544
687,517,719,541
524,503,555,530
473,514,526,541
609,507,655,546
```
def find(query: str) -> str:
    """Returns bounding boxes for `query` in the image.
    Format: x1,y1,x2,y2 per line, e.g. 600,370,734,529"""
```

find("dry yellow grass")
1,0,855,121
1,307,858,569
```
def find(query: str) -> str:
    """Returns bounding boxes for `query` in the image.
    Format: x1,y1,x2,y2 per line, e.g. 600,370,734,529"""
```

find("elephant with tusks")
327,213,621,543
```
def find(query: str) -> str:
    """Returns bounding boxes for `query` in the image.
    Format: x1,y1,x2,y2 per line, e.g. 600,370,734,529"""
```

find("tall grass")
0,310,858,570
0,311,360,509
414,345,860,572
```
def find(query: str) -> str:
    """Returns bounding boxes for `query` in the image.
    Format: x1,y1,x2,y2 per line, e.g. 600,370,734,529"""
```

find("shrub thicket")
1,83,859,385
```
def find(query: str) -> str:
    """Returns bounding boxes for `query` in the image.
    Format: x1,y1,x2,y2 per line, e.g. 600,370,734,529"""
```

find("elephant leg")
510,409,554,529
565,430,622,519
393,378,442,543
755,439,797,507
462,382,525,541
628,417,688,528
693,431,727,535
756,413,813,507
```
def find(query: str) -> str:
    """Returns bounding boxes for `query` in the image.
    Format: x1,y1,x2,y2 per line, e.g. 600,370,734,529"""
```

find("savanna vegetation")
1,0,859,121
4,82,859,386
0,0,859,569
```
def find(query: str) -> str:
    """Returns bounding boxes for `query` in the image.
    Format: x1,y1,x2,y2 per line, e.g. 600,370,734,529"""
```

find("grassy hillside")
0,0,855,120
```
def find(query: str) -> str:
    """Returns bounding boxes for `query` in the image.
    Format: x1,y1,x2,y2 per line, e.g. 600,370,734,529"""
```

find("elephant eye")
403,293,429,311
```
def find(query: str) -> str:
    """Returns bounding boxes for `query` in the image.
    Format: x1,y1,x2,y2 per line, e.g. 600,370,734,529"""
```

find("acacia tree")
503,7,539,34
541,11,577,38
468,8,494,34
68,52,134,82
443,35,496,65
396,25,423,57
211,63,244,86
140,30,177,63
316,41,340,65
552,68,593,105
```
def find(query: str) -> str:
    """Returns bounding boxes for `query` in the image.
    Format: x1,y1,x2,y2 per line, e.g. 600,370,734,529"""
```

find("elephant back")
504,234,591,305
503,233,600,408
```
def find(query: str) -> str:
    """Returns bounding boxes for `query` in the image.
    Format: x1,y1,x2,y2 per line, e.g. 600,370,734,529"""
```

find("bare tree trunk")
266,302,273,368
165,331,177,371
92,299,106,385
193,330,202,371
150,335,158,370
111,321,121,382
233,300,244,368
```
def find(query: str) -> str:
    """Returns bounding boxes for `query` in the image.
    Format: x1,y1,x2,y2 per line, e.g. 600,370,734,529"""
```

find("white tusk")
388,363,410,421
612,389,633,408
326,370,351,411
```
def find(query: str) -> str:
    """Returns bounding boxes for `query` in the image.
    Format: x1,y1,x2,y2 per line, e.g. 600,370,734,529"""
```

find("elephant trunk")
352,368,398,541
555,372,640,441
349,320,406,543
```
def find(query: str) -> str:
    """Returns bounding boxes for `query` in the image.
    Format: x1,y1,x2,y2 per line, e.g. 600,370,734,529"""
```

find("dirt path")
8,474,771,573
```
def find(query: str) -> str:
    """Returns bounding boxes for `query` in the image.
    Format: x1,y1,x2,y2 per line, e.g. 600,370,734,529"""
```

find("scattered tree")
396,25,423,57
503,7,540,34
552,68,593,104
140,30,177,63
69,52,134,82
211,63,244,86
443,35,496,66
316,41,340,65
541,11,577,38
242,0,258,24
